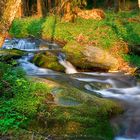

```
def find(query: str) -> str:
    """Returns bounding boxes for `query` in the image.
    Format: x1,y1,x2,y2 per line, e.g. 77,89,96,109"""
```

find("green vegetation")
1,7,140,140
10,10,140,48
1,0,140,139
9,10,140,69
124,54,140,67
0,62,122,139
105,10,140,45
0,49,26,62
33,51,65,71
0,62,51,134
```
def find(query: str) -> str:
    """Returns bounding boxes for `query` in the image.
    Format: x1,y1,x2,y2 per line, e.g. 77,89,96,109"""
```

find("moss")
63,41,88,69
0,49,26,61
26,78,122,139
0,65,122,139
63,41,119,71
33,51,65,72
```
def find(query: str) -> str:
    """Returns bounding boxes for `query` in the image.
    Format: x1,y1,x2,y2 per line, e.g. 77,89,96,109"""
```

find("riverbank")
9,10,140,73
0,62,122,139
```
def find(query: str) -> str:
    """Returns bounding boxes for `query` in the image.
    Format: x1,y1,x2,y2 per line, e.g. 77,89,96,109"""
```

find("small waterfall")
114,137,136,140
15,39,36,50
58,53,77,74
18,53,58,76
2,39,37,51
85,84,140,103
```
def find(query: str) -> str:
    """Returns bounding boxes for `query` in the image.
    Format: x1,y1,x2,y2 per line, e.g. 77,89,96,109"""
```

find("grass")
10,10,140,48
123,53,140,67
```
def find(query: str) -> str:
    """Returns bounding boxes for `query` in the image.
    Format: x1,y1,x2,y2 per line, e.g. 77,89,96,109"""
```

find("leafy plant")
0,62,50,134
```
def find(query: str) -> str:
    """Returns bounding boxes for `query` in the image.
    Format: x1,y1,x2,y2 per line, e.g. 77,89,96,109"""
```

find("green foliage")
10,18,45,38
10,10,140,51
0,62,122,139
0,63,26,98
0,63,29,134
105,10,140,45
123,54,140,67
0,100,28,134
0,62,51,134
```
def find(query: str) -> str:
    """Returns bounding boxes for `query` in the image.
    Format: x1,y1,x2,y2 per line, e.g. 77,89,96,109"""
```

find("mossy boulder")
28,78,123,139
33,51,65,72
63,41,119,71
0,49,26,61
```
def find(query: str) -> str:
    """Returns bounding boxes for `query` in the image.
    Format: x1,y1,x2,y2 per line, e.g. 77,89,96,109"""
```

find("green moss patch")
0,49,26,61
33,51,65,71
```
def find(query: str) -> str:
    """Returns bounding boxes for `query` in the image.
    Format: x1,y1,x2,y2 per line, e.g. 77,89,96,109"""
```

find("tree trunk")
114,0,120,12
37,0,43,17
138,0,140,8
47,0,51,12
0,35,6,48
0,0,21,47
122,0,126,10
94,0,97,8
16,1,24,18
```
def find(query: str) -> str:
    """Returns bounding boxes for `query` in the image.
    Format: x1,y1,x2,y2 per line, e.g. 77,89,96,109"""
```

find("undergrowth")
0,62,50,134
10,10,140,49
0,62,122,139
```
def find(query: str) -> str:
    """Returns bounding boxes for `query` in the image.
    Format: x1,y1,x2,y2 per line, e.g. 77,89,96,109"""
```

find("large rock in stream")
33,41,119,72
0,49,26,61
33,51,65,72
63,42,119,71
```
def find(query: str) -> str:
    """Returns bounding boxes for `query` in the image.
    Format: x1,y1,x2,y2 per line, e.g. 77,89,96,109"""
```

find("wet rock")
32,51,65,72
63,41,119,71
0,49,26,61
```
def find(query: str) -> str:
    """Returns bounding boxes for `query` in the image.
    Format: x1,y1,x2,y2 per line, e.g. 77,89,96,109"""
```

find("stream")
2,38,140,140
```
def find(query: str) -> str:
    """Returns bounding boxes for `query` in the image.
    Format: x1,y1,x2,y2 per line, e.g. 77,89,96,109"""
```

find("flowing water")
2,38,140,140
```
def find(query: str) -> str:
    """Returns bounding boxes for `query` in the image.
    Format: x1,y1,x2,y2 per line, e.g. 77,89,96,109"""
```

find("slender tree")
16,1,24,18
48,0,52,12
114,0,120,12
0,0,21,47
37,0,43,17
122,0,126,10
